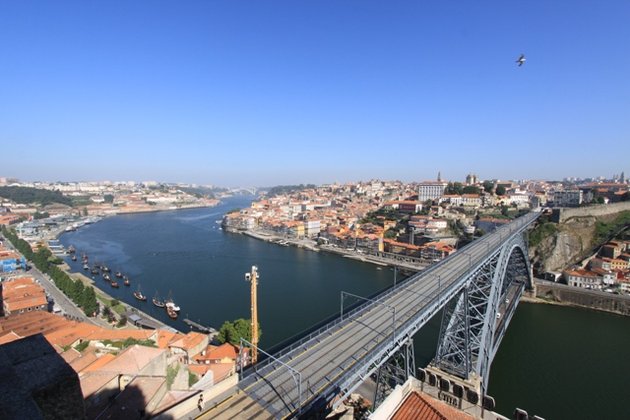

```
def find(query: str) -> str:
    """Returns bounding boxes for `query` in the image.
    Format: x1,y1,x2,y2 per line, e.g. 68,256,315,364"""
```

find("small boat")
115,271,123,278
83,263,89,270
71,255,77,261
123,277,130,286
103,274,111,282
165,292,180,312
91,267,100,275
166,306,178,319
67,245,76,254
152,292,165,308
111,281,119,288
101,266,111,273
134,286,147,301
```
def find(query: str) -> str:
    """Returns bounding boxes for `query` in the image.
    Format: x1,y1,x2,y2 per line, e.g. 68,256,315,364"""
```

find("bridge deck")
203,212,539,419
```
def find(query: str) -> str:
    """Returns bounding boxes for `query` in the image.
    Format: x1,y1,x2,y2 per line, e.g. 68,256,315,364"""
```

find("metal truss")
373,339,415,408
434,233,532,390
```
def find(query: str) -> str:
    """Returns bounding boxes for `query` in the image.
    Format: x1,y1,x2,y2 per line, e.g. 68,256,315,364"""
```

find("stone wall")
535,280,630,316
552,201,630,223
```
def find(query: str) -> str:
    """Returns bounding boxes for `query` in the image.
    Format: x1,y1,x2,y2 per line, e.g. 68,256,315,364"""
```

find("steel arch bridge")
205,211,540,419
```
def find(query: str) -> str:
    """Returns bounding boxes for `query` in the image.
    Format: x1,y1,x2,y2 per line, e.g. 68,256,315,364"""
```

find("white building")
418,181,448,203
553,190,583,207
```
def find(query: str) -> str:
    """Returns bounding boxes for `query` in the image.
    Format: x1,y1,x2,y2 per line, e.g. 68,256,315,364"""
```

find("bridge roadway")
203,212,540,419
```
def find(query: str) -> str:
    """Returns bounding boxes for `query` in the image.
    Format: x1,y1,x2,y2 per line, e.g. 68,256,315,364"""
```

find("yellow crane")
245,265,259,363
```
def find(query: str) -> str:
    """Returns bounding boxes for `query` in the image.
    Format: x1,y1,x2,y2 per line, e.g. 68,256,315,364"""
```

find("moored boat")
111,281,119,288
134,286,147,301
67,245,76,254
115,271,123,278
101,265,111,273
91,267,100,275
165,291,181,312
83,263,89,270
103,274,111,282
166,306,178,319
123,277,130,286
152,292,165,308
71,255,77,261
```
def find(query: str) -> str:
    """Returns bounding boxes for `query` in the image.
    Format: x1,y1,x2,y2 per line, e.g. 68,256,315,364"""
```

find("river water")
59,196,629,419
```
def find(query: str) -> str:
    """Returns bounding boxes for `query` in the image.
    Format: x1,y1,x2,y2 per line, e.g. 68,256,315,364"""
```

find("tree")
462,186,480,195
117,315,128,327
496,185,506,196
217,318,262,346
103,194,114,203
82,207,88,216
445,182,463,195
483,181,494,193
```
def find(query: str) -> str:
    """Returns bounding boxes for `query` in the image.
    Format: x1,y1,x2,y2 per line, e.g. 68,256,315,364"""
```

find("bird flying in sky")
516,54,526,67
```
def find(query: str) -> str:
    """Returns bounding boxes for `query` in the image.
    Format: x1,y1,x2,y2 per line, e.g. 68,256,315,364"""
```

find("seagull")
516,54,526,67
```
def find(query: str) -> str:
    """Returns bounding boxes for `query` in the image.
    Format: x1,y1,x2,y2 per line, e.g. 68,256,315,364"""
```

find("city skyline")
1,1,629,186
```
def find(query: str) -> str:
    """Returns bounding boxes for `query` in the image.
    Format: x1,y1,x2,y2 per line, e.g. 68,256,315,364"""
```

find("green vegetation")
70,196,92,207
529,215,558,247
103,194,114,203
74,340,90,352
495,185,506,196
217,318,262,346
0,186,72,206
1,226,98,316
102,337,157,349
117,315,128,328
33,211,50,220
445,182,464,195
483,180,494,193
266,184,316,197
178,186,216,199
595,211,630,242
462,185,480,194
188,371,199,387
166,364,180,389
360,207,403,226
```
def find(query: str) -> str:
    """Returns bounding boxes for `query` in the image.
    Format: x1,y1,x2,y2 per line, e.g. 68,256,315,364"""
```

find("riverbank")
67,266,178,332
521,279,630,317
238,229,427,272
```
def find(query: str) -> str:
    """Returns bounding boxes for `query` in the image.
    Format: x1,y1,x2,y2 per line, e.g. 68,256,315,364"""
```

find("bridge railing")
242,212,539,379
243,251,451,377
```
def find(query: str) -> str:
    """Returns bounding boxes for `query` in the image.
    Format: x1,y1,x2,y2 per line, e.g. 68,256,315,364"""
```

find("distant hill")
262,184,317,197
0,186,73,207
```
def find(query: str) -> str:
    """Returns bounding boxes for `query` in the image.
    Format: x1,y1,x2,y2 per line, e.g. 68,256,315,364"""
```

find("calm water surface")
60,196,630,419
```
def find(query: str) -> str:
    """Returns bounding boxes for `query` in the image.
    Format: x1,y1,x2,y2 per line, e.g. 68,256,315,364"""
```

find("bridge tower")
429,232,533,401
245,265,259,363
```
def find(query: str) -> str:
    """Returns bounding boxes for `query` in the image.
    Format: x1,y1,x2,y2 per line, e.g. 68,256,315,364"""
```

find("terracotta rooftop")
392,391,474,420
97,344,165,375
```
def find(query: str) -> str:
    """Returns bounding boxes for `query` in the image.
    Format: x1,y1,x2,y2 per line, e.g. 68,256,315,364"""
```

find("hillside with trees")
0,186,72,206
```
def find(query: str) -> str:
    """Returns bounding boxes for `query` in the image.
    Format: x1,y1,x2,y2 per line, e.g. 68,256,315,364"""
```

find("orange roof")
0,331,21,345
169,331,207,352
198,343,239,361
69,350,99,373
206,362,235,382
156,330,182,349
392,391,474,420
81,353,117,373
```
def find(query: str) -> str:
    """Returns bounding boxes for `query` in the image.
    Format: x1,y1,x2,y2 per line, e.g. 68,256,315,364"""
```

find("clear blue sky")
1,1,628,187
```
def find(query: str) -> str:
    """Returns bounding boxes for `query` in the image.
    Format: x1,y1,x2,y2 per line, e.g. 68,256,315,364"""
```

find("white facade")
418,182,448,202
553,190,583,207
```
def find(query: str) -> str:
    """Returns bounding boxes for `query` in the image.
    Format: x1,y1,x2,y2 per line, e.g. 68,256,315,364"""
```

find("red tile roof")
392,391,474,420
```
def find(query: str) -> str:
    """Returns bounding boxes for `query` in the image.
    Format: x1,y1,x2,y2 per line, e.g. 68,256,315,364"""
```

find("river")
59,195,630,419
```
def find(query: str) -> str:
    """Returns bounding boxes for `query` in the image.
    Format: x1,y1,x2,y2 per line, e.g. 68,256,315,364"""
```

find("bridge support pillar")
373,338,415,408
419,365,497,413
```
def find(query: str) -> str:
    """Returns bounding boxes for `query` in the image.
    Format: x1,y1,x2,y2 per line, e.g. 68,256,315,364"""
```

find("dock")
183,318,216,334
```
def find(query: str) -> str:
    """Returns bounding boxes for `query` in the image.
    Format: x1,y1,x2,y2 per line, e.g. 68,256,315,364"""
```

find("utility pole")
245,265,259,363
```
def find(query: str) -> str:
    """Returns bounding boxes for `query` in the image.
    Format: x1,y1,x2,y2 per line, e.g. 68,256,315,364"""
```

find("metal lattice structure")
207,212,540,419
434,233,532,390
373,338,415,408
